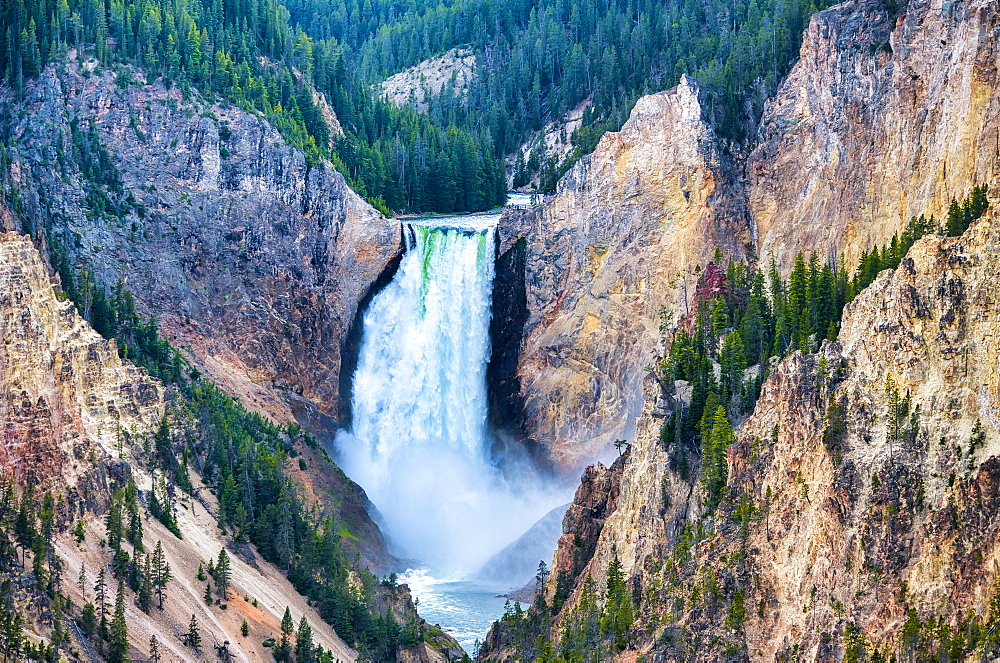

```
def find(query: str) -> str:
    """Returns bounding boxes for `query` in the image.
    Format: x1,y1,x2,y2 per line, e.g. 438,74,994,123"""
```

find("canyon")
480,0,1000,658
485,205,1000,659
0,0,999,658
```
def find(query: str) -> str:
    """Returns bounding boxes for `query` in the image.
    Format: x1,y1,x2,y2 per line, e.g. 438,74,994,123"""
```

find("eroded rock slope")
484,205,1000,661
497,76,748,469
0,232,164,485
5,55,401,435
751,0,1000,270
498,0,1000,471
0,232,358,662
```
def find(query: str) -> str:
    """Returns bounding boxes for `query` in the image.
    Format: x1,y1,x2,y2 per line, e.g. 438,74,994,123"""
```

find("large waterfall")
336,214,560,577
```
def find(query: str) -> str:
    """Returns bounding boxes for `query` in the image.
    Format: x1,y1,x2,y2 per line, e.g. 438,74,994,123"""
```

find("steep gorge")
1,0,998,656
482,0,1000,657
486,205,1000,660
496,76,749,469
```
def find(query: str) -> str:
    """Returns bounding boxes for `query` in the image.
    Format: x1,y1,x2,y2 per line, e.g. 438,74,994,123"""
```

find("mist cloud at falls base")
335,219,569,580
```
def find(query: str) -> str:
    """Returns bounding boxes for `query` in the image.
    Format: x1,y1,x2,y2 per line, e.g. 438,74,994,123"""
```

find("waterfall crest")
337,215,559,576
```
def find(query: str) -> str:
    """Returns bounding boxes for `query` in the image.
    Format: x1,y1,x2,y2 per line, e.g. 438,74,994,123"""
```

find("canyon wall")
0,232,361,661
5,54,401,435
751,0,1000,271
483,0,1000,656
498,0,1000,471
0,232,164,485
496,76,749,469
485,189,1000,663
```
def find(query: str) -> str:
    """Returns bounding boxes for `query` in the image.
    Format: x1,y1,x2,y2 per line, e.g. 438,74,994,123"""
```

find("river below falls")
338,195,562,655
400,569,512,654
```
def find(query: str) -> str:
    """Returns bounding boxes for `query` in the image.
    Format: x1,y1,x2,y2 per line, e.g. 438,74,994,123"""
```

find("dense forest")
287,0,835,189
0,0,834,209
0,0,505,212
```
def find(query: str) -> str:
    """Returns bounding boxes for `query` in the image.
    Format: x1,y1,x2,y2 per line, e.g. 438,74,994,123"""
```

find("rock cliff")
0,232,164,486
379,48,477,112
496,76,749,469
5,54,401,435
483,206,1000,660
497,0,1000,472
484,0,1000,653
750,0,1000,271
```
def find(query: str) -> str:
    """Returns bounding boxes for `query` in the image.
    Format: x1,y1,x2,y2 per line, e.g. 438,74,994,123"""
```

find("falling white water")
336,213,564,577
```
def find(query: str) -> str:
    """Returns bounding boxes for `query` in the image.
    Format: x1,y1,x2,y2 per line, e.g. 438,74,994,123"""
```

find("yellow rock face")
520,210,1000,660
0,232,165,485
502,0,1000,477
499,76,750,470
751,0,1000,272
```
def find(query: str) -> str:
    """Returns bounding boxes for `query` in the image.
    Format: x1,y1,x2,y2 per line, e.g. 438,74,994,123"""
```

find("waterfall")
336,215,560,577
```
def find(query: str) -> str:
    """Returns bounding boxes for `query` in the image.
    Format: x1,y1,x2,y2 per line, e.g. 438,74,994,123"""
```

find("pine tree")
719,330,746,400
204,582,214,605
127,500,143,552
138,553,153,613
740,271,771,363
187,614,201,650
107,579,129,663
600,548,634,651
78,563,87,599
0,611,24,661
215,547,231,599
106,488,123,549
946,197,965,236
702,406,735,510
787,252,811,351
94,568,109,623
815,262,837,340
281,606,295,634
14,483,37,561
149,635,160,663
148,474,162,520
153,416,172,468
274,633,293,662
240,619,249,637
295,616,315,663
152,541,172,609
219,475,238,524
80,603,98,638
